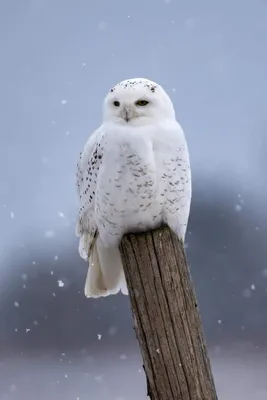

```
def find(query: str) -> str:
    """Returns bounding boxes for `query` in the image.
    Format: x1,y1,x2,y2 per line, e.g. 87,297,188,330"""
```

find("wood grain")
119,226,218,400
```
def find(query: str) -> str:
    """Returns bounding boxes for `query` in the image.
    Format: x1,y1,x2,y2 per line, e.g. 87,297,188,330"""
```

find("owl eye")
135,100,149,106
113,101,120,107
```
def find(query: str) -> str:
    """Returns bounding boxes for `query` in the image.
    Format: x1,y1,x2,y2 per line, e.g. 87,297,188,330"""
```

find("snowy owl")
76,78,191,298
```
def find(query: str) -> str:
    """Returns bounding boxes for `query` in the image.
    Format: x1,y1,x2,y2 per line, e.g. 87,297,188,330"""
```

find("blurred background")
1,0,267,399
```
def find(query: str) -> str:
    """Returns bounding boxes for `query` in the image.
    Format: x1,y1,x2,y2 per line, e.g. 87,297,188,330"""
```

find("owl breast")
94,133,164,246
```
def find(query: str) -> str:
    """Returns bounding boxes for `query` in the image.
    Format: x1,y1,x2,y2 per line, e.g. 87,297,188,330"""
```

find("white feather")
76,78,191,298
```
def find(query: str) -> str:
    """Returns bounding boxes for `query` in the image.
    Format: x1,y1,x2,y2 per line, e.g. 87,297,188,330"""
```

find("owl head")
103,78,176,126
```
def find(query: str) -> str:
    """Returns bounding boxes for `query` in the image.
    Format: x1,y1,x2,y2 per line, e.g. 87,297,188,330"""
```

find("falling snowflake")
10,212,15,219
58,280,64,288
45,230,55,238
61,99,68,105
235,204,242,212
14,301,19,308
97,334,102,340
237,194,244,204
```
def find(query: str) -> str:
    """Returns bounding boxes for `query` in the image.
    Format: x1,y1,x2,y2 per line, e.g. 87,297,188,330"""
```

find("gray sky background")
0,1,267,399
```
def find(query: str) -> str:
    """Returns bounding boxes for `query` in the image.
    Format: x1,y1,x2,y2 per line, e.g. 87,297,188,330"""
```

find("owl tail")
84,235,128,298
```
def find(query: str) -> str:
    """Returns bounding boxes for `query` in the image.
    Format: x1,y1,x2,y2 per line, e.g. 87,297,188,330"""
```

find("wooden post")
119,226,218,400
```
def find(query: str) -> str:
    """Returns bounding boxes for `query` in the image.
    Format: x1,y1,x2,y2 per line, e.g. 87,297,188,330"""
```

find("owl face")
103,78,175,125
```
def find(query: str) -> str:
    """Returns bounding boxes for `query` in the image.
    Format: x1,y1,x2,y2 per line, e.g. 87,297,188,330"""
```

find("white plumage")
76,78,191,298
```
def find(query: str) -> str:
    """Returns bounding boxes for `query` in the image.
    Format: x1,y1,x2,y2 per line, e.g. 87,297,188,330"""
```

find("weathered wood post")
119,225,218,400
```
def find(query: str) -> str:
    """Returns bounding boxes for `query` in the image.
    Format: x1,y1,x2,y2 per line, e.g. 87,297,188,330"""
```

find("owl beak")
125,110,130,122
121,106,131,122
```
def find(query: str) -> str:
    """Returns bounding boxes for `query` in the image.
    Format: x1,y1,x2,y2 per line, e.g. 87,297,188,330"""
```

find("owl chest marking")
96,141,162,234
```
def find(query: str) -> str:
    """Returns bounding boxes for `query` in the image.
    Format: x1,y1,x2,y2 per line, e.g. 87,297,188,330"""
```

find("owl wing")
161,123,192,241
76,126,104,259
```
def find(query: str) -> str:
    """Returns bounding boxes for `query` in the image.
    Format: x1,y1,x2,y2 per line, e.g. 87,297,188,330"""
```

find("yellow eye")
135,100,149,106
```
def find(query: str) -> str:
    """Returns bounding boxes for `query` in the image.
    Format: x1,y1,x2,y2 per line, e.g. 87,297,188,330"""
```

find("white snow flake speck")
45,230,55,238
